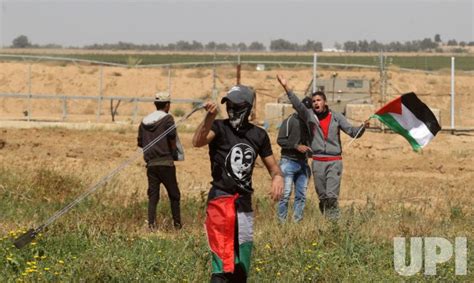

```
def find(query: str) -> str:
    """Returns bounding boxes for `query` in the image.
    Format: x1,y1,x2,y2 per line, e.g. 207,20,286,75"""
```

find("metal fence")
0,53,472,130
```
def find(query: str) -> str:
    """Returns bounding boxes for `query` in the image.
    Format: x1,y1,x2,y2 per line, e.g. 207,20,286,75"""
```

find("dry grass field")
0,56,473,281
0,123,473,281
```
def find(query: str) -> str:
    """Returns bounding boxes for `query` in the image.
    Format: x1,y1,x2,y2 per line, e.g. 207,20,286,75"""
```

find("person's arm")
262,155,284,201
336,112,366,139
277,74,311,123
192,102,218,147
137,124,143,148
277,117,311,153
165,115,178,150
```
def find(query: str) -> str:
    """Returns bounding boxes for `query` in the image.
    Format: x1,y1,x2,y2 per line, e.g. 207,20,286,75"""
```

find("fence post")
236,48,241,85
312,53,317,93
167,64,172,95
132,98,139,124
27,64,32,121
451,57,455,133
379,51,387,132
212,51,218,101
96,65,103,122
62,96,67,121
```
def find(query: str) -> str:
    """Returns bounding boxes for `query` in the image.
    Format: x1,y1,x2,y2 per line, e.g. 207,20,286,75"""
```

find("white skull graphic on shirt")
225,143,256,190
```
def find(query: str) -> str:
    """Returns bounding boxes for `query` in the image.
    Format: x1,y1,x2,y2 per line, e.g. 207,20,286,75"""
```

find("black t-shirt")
208,119,273,195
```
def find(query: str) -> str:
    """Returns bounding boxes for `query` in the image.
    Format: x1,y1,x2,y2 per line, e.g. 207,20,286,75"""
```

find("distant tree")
368,40,383,52
343,41,358,52
190,40,204,51
447,39,458,46
205,41,217,51
270,39,297,51
175,40,191,51
434,34,441,43
334,42,342,51
459,41,466,47
167,43,177,51
302,40,323,52
420,38,437,50
12,35,31,48
357,40,369,52
216,43,230,51
248,41,266,51
236,42,247,51
386,41,401,52
468,41,474,46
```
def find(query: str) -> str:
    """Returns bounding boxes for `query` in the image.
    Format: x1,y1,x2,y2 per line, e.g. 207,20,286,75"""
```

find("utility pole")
211,50,218,101
0,0,4,49
379,51,385,105
236,48,241,85
312,53,317,93
451,57,455,132
331,72,338,102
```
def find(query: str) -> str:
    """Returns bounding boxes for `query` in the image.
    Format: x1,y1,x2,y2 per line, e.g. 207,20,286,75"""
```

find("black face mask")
226,102,251,131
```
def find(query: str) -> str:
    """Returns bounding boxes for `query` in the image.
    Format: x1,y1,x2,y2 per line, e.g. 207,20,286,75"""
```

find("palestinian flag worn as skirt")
372,92,441,151
205,194,253,275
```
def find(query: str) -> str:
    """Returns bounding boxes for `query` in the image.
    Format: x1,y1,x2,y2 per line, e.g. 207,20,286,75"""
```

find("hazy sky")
0,0,472,48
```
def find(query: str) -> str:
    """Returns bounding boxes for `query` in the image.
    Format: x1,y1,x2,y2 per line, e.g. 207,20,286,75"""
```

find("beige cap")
155,92,170,102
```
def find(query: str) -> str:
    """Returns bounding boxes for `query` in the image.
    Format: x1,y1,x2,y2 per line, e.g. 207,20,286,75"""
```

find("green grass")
3,53,474,71
0,167,472,282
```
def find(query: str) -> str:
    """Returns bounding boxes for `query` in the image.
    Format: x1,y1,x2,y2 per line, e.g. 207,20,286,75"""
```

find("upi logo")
394,237,467,276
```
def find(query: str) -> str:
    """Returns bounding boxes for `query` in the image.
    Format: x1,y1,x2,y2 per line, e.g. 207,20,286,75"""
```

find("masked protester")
192,85,283,283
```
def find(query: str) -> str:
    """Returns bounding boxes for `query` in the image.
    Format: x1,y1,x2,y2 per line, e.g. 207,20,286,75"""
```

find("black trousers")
146,165,181,228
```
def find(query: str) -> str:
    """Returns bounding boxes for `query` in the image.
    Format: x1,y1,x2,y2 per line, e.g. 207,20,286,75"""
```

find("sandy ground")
0,125,473,222
0,61,473,128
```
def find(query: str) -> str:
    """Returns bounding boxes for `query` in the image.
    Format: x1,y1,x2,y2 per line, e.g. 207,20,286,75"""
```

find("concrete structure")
264,103,296,128
345,104,379,127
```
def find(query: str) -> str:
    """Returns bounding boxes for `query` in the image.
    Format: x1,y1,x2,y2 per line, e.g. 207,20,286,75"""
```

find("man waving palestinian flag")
372,92,441,151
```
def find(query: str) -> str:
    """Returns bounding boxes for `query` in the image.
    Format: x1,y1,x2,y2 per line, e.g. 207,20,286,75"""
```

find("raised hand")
276,74,289,93
203,101,218,116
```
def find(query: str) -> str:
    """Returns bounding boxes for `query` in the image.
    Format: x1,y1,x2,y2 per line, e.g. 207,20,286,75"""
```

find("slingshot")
14,104,205,249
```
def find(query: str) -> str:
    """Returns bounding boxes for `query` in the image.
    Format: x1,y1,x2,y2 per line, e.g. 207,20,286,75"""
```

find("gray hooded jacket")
287,91,365,157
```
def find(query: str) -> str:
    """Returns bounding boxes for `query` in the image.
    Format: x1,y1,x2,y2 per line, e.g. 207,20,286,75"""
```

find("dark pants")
210,265,247,283
147,165,181,228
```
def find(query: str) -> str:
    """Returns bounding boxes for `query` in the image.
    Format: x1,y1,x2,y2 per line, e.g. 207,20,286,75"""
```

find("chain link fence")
0,54,472,130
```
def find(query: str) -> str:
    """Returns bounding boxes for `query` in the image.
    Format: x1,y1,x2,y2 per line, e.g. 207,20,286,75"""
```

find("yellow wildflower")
58,260,64,264
44,268,50,271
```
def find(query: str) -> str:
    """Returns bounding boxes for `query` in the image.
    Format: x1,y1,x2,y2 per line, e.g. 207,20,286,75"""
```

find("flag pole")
345,117,372,148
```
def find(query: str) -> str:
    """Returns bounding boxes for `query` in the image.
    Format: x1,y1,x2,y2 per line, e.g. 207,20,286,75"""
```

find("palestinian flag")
372,92,441,151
